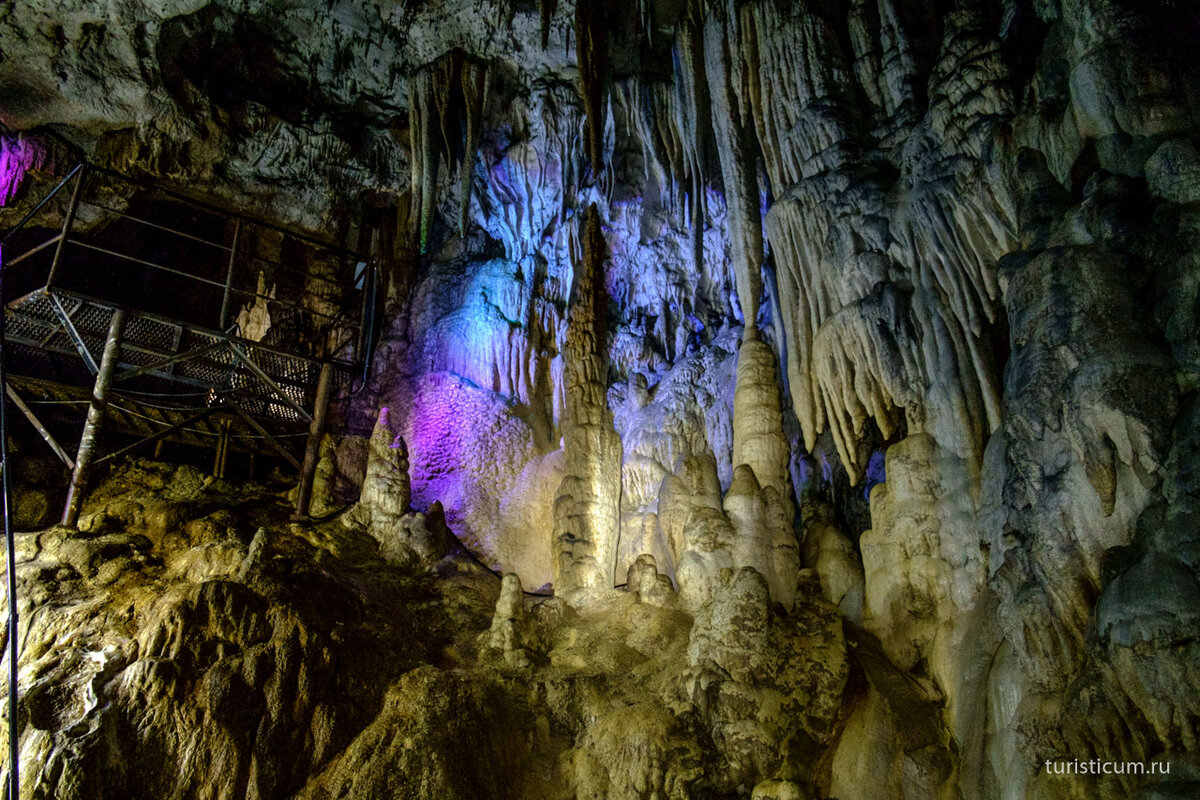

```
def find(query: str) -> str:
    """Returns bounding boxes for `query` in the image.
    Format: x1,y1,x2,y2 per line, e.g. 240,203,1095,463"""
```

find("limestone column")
552,203,622,602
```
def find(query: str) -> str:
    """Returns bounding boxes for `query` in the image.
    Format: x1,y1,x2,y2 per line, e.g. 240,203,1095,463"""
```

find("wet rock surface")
2,0,1200,798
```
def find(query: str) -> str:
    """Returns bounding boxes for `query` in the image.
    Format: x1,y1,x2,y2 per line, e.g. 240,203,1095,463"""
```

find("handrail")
68,240,230,288
238,250,361,292
26,287,361,367
85,163,369,260
4,233,62,268
77,197,234,251
1,162,84,243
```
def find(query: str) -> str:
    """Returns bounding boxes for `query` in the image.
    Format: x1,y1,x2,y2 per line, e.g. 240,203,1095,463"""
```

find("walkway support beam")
293,361,334,520
61,308,127,527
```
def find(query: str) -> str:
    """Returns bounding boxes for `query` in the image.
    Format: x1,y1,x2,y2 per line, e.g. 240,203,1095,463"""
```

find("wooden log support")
213,416,232,478
293,361,334,520
61,308,126,527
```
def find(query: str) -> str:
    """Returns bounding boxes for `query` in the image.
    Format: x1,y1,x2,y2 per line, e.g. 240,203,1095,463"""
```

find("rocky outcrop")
3,0,1200,798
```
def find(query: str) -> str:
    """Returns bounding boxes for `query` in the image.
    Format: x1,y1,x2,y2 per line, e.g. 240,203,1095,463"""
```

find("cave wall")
2,0,1200,798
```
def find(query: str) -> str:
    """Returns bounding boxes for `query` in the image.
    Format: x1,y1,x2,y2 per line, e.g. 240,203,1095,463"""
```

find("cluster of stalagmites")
3,0,1200,797
342,406,446,568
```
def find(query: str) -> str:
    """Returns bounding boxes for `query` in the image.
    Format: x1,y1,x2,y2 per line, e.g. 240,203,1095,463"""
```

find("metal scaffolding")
2,162,378,522
1,160,382,794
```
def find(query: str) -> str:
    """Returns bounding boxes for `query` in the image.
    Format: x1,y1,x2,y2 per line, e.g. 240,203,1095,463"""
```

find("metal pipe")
1,162,83,244
96,406,222,466
229,345,313,424
228,402,301,470
76,200,234,251
212,417,231,479
4,384,74,470
293,361,334,520
84,163,368,258
1,190,23,800
219,220,242,331
4,233,63,269
360,262,378,384
49,293,98,375
67,242,229,289
45,166,87,290
61,308,126,527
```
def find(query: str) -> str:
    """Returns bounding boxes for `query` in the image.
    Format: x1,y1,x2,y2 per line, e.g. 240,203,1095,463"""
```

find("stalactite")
674,12,711,281
459,59,490,237
540,0,557,49
410,53,494,252
552,203,622,603
701,1,763,334
575,0,615,176
409,70,439,254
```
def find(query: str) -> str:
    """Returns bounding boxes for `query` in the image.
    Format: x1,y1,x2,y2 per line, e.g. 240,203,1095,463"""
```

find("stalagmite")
345,408,444,566
731,338,789,495
552,203,622,603
484,573,531,667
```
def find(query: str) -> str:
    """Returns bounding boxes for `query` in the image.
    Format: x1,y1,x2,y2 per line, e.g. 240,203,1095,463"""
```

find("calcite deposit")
2,0,1200,798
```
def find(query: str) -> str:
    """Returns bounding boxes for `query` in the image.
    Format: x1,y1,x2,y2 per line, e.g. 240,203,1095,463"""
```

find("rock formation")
343,407,445,567
551,203,623,603
2,0,1200,797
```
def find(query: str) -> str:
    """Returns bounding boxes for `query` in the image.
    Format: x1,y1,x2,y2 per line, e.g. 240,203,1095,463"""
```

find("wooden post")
61,308,126,527
46,166,87,290
293,361,334,520
212,417,232,478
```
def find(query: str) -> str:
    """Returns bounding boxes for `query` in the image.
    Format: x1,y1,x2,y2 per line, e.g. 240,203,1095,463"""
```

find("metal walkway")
1,161,378,524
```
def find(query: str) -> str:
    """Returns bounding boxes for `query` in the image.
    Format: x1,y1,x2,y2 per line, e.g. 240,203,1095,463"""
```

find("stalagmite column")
552,203,622,603
354,407,411,523
728,254,798,609
731,338,789,495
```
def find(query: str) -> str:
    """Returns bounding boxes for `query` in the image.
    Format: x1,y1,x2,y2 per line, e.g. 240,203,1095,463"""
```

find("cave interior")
1,0,1199,798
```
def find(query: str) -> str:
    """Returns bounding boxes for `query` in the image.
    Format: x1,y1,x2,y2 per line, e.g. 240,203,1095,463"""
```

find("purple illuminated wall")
0,134,46,207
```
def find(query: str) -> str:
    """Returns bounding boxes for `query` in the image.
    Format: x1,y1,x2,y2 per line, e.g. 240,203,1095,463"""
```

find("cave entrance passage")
1,163,377,524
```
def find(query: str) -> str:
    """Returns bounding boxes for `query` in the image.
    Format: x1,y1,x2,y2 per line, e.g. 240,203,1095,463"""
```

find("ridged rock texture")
2,0,1200,798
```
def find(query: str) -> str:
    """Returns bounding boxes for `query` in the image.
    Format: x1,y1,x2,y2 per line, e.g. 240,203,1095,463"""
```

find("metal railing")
3,163,377,368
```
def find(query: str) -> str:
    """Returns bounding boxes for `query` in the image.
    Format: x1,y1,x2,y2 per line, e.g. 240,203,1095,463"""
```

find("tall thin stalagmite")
552,203,622,603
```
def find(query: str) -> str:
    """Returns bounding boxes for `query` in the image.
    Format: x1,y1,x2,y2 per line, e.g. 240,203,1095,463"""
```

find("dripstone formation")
2,0,1199,799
